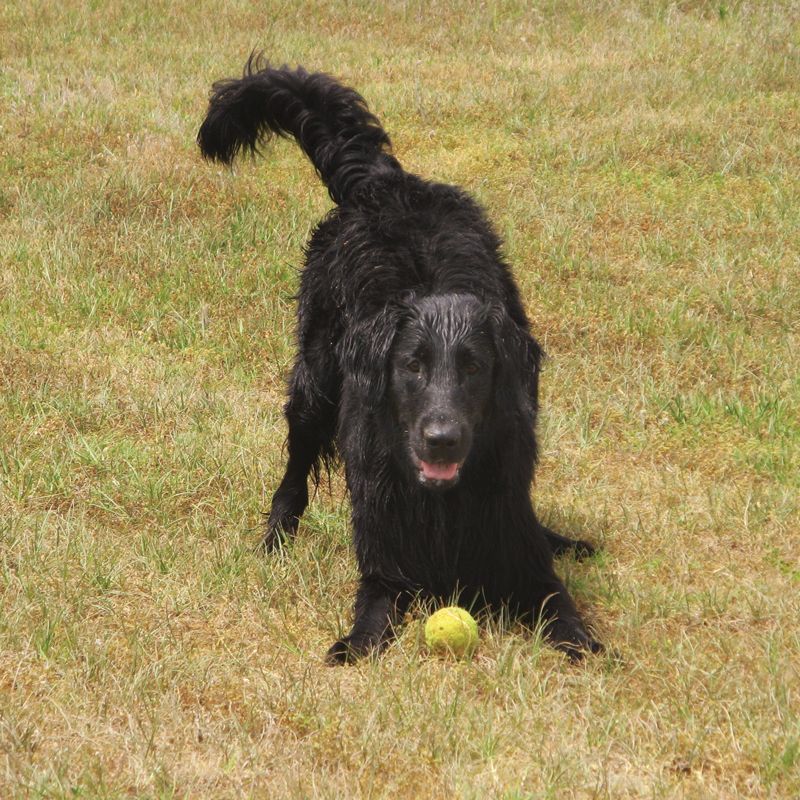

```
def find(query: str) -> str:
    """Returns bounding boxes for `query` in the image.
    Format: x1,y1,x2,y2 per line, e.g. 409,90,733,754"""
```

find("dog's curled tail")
197,54,401,204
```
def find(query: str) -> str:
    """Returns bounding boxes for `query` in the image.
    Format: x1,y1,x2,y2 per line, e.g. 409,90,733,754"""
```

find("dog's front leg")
326,577,410,665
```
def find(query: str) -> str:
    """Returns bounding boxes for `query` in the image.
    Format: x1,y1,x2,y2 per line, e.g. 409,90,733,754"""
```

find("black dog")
198,57,602,663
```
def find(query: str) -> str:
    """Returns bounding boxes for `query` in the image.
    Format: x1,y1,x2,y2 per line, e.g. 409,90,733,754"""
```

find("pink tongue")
420,461,458,481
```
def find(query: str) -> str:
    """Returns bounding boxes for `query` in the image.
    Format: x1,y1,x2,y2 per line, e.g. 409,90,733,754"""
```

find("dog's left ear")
338,305,407,408
488,305,542,421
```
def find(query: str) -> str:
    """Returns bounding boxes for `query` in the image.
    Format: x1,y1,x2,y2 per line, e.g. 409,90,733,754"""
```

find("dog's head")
342,293,540,490
389,295,494,489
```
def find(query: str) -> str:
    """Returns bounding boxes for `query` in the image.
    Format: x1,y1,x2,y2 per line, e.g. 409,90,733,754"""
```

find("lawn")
1,1,799,797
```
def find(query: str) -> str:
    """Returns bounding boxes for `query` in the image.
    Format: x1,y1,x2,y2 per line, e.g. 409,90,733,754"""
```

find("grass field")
2,1,799,797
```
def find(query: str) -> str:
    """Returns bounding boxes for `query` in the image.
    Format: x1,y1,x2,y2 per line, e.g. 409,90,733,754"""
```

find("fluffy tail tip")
197,109,243,164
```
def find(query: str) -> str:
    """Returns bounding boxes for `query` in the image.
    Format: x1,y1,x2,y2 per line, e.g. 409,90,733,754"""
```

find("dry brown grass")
1,1,799,797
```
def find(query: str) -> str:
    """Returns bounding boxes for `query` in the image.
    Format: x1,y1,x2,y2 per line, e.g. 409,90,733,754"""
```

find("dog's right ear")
338,305,407,408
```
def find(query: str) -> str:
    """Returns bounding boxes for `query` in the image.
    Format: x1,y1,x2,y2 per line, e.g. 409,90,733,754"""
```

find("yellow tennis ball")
424,606,479,658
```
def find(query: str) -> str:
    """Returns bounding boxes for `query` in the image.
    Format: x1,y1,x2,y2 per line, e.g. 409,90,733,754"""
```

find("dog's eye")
464,362,480,376
407,359,421,373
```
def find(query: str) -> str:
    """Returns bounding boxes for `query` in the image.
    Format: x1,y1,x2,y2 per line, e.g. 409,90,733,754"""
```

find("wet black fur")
198,56,602,663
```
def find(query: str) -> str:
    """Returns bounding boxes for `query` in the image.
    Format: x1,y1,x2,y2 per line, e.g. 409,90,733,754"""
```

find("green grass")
2,0,799,797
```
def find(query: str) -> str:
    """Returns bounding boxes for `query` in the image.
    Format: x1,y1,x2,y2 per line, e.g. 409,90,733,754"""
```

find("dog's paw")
325,639,356,665
261,484,308,553
553,638,604,663
258,523,292,554
543,528,599,560
325,634,383,665
571,539,597,560
547,620,604,663
259,509,301,553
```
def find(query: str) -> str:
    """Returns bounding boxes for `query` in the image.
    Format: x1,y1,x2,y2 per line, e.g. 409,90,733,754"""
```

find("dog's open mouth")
414,456,462,488
420,461,459,481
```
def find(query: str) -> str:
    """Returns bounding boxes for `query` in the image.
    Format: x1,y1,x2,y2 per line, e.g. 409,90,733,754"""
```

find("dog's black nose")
423,422,460,450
